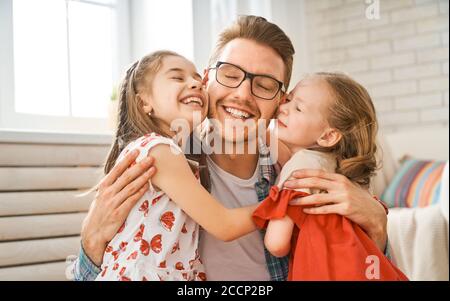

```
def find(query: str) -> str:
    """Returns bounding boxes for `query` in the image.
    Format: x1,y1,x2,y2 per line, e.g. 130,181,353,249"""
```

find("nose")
232,77,253,101
189,77,202,90
279,102,289,115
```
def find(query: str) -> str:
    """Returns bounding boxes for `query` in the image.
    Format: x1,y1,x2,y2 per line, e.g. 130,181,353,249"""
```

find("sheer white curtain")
129,0,194,61
209,0,271,43
193,0,308,86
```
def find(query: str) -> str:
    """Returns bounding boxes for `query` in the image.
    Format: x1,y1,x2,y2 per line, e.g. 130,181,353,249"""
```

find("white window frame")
0,0,131,134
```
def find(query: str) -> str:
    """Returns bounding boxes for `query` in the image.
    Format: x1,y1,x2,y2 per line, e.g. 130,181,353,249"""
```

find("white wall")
303,0,449,133
129,0,194,62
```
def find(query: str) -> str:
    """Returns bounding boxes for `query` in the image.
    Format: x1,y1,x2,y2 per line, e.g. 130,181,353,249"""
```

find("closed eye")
257,83,271,92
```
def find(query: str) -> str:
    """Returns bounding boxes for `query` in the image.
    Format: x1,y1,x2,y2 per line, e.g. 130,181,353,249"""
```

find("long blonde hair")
104,50,182,174
315,72,379,187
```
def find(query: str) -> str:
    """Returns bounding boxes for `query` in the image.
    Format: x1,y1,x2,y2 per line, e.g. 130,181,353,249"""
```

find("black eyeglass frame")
209,61,285,100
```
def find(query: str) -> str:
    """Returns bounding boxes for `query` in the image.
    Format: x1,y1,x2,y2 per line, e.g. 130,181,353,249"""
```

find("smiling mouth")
221,105,254,120
180,96,204,108
277,119,287,127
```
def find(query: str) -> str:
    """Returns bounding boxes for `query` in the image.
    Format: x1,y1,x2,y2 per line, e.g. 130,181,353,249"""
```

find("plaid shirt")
255,139,290,281
72,137,391,281
73,242,101,281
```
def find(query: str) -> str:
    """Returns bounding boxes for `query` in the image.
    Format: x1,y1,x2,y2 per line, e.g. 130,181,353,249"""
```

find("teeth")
182,97,203,106
224,107,250,119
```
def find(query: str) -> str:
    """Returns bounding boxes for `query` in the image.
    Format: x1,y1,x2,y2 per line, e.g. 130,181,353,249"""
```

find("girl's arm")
149,144,257,242
265,216,294,257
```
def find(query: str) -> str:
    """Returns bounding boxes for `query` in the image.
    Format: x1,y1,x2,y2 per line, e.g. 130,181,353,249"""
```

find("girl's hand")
80,150,156,266
283,169,387,252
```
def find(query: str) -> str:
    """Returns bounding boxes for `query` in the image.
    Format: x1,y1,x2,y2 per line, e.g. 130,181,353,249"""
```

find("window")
0,0,130,133
0,0,199,134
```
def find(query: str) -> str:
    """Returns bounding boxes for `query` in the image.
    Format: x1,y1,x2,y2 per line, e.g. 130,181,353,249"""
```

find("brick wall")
304,0,449,132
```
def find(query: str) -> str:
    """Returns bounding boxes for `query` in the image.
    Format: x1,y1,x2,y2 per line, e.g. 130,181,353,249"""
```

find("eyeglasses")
209,61,285,100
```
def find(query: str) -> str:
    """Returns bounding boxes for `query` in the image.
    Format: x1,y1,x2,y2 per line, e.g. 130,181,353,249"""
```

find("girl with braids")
253,73,408,280
96,51,259,281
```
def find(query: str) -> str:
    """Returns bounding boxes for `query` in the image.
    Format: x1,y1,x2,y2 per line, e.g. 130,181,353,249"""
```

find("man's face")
206,38,285,143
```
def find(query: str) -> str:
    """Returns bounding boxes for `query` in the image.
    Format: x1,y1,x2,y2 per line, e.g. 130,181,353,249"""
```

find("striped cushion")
382,159,446,208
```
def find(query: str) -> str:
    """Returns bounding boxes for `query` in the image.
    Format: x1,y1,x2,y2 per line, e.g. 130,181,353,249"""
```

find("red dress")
252,186,408,281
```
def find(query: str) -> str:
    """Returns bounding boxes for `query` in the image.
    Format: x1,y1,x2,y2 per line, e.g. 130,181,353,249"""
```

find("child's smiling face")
276,77,335,152
139,55,209,135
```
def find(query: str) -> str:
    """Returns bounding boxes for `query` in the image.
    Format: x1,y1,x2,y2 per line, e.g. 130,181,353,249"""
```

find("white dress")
95,133,206,281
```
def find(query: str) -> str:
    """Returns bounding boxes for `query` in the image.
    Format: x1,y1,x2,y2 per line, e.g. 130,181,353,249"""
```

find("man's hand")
284,169,387,252
81,150,156,266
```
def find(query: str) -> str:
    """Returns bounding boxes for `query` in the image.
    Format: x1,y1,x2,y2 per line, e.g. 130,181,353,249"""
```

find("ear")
202,69,209,86
137,93,153,114
317,128,342,148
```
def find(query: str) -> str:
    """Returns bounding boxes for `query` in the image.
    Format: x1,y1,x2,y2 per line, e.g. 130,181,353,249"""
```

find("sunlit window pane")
13,0,70,116
68,1,113,118
12,0,116,119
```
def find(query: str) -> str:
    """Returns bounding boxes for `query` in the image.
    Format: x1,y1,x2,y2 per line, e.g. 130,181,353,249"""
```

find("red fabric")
252,186,409,281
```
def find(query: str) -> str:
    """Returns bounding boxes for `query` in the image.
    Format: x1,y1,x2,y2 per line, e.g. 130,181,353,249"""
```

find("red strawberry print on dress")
140,239,150,256
111,242,128,261
134,224,145,242
175,262,184,270
127,251,138,260
150,234,162,253
139,200,149,217
181,223,188,234
160,211,175,231
171,241,180,254
119,267,126,276
197,272,207,281
158,261,166,268
95,133,205,281
152,194,163,206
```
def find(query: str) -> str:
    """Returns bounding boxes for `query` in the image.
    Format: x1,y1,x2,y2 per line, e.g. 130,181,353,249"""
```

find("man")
74,16,388,281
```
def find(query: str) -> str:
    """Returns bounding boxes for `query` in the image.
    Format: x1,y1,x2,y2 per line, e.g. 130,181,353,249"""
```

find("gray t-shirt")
198,155,271,280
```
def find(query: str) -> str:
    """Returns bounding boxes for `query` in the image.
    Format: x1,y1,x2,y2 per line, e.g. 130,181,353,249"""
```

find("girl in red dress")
253,72,408,281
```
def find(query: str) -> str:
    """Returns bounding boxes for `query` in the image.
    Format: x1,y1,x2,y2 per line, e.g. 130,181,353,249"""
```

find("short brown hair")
315,72,379,187
209,15,295,90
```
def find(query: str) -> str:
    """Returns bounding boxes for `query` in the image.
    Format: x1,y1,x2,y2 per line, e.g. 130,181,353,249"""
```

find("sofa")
372,126,449,281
